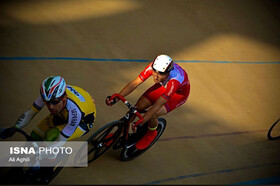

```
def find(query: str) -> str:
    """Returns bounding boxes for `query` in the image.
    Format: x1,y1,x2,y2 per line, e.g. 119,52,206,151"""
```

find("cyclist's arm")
14,108,38,129
48,102,82,150
60,100,82,141
47,102,82,150
119,63,153,97
119,76,144,97
14,95,44,129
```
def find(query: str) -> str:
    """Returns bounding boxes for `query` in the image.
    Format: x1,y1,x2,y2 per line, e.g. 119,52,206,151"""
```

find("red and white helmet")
152,54,173,74
40,76,66,101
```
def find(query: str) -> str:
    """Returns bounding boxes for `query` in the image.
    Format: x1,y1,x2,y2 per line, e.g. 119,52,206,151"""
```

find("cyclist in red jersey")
106,54,190,150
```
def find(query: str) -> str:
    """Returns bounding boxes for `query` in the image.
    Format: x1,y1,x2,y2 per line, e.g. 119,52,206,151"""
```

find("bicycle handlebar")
0,127,33,141
14,128,34,141
110,93,144,127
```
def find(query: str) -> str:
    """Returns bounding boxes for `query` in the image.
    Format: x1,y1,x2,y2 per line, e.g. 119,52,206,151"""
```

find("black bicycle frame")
119,111,135,145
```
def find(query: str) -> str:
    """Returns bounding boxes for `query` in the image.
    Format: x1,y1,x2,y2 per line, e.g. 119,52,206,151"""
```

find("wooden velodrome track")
0,0,279,184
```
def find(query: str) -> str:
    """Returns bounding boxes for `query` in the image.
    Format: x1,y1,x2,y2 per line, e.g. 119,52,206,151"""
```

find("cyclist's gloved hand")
0,127,16,139
105,96,117,106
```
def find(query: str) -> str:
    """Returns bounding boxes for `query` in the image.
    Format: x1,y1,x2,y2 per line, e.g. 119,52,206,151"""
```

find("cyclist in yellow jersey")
1,76,96,142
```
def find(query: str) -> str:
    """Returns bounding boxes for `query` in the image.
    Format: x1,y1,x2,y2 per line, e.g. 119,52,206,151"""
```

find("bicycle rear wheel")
267,118,280,140
76,120,124,164
43,154,69,184
120,118,166,161
22,155,69,184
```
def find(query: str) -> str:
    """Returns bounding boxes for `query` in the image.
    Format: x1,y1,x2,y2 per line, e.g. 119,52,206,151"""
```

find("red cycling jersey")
139,62,190,112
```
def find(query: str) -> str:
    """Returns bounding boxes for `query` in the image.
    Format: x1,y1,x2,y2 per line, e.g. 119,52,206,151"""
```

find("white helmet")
40,76,66,101
152,54,173,74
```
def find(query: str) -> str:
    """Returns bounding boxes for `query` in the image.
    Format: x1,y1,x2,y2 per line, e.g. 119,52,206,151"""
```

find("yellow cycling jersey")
31,85,96,138
65,85,96,122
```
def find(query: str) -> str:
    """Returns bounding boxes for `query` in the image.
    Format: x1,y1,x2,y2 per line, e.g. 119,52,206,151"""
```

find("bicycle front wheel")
77,120,124,164
267,118,280,140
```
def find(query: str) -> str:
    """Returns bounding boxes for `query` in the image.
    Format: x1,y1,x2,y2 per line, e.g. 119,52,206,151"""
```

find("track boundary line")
144,162,280,184
0,56,280,64
159,129,268,141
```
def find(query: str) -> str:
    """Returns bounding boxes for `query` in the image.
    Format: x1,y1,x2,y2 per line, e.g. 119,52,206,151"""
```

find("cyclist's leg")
124,88,154,123
30,115,55,141
150,93,189,129
45,127,61,141
135,96,153,111
135,85,166,149
148,106,167,129
136,92,189,150
147,94,188,128
137,83,163,110
131,83,164,122
30,115,67,141
139,83,166,126
163,93,189,115
138,83,189,127
31,115,66,141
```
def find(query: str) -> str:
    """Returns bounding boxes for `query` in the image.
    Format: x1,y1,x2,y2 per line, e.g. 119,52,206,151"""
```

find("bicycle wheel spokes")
93,125,113,144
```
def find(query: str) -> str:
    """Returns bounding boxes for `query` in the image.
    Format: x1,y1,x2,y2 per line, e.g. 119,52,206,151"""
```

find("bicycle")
0,127,68,184
74,93,167,165
267,118,280,140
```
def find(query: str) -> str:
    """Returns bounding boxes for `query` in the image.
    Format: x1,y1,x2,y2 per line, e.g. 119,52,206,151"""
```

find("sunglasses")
44,92,66,105
45,95,65,105
152,67,168,75
44,99,61,105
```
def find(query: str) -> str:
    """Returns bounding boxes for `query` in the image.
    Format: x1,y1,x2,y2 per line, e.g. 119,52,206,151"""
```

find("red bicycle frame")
110,93,144,133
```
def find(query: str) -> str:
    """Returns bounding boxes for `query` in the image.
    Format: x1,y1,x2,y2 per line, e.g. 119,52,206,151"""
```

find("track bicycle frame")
76,93,167,163
110,93,144,140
